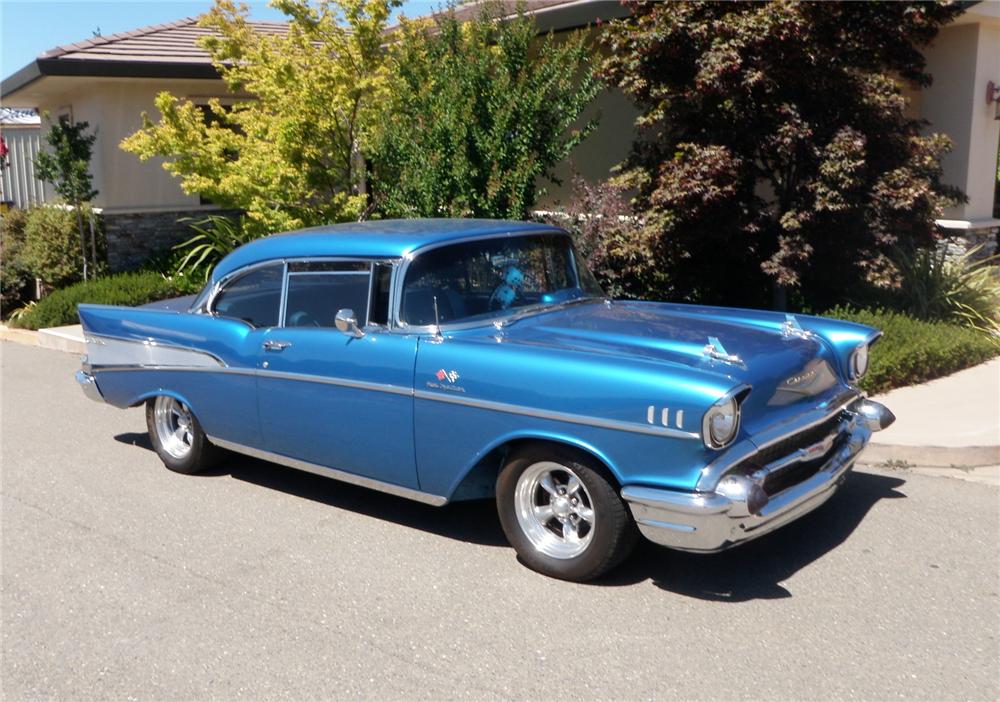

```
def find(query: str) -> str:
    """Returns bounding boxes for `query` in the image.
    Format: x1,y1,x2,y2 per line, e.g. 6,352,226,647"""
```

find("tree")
602,1,964,310
33,116,99,280
122,0,398,235
368,1,601,220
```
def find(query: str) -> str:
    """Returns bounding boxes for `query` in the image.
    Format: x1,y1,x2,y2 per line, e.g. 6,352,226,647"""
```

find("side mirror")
334,308,365,338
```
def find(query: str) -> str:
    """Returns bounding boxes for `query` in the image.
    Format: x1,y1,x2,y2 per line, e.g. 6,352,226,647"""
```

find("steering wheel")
287,310,321,327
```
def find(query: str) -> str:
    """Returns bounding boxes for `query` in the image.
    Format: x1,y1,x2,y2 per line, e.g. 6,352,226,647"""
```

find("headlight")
851,343,869,379
703,395,740,449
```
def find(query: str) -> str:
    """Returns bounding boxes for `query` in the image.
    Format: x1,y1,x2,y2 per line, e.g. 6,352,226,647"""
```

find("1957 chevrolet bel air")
76,219,894,581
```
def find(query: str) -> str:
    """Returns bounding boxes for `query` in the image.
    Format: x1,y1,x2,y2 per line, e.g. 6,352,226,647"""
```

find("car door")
255,260,420,489
193,261,285,447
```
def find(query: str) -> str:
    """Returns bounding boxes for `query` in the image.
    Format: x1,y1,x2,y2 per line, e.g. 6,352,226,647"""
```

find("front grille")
754,413,844,467
735,412,847,496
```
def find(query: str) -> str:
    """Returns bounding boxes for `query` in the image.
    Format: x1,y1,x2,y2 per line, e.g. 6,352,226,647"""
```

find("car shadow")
114,433,906,598
593,471,907,600
114,432,508,547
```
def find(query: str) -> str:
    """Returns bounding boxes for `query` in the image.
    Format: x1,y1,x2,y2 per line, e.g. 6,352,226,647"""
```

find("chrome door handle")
263,340,292,352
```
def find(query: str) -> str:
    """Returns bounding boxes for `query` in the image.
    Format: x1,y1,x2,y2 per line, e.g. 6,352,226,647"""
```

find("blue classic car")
76,219,894,581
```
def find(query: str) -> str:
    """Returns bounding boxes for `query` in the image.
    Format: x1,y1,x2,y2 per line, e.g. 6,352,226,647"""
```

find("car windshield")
401,233,605,326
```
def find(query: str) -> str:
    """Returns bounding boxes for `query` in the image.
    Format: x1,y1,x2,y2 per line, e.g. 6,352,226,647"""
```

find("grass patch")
8,271,180,330
825,306,999,394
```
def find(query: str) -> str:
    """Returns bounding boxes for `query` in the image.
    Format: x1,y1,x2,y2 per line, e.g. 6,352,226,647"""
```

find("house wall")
920,21,1000,224
31,76,232,214
27,77,236,270
0,124,48,208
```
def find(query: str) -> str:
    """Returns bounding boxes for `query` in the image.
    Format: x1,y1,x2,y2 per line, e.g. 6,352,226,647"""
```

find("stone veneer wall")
102,208,242,272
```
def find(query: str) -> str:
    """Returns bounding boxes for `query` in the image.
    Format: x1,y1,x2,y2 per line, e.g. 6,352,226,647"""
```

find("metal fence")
1,125,48,209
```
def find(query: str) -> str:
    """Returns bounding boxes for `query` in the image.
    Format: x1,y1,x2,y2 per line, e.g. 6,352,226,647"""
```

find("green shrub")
9,271,179,330
890,245,1000,334
825,306,999,394
1,207,33,315
20,205,105,288
173,215,254,284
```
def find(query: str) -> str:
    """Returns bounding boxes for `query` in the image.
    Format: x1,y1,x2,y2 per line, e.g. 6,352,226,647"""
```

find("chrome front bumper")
622,399,893,553
75,369,105,403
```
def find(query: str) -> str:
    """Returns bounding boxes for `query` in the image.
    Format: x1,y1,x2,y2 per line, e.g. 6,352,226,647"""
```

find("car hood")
485,300,847,422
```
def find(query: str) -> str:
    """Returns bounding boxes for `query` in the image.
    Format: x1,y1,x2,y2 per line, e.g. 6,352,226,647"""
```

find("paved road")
2,342,998,701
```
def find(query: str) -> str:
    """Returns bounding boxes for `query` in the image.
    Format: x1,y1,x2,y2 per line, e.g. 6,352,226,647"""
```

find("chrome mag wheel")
514,461,596,559
153,396,195,460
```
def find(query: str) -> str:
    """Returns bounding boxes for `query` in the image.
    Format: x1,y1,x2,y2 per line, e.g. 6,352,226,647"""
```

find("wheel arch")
445,431,622,502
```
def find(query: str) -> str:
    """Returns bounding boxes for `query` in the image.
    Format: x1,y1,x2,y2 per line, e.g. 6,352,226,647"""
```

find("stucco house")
1,0,998,270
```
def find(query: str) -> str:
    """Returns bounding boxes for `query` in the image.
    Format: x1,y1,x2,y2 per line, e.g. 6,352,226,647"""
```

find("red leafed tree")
601,0,964,310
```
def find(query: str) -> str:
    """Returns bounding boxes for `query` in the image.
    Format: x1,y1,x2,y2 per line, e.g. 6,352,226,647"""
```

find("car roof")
211,218,567,282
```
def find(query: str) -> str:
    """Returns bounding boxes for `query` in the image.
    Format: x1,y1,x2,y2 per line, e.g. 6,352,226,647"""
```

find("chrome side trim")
414,389,701,440
84,333,227,369
87,363,414,397
206,436,448,506
256,369,412,396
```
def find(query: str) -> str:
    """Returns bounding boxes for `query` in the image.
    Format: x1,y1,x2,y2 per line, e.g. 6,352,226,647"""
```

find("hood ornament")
703,336,743,366
781,314,814,340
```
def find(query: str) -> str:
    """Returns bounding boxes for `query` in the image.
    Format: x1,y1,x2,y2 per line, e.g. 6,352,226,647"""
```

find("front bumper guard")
622,399,892,553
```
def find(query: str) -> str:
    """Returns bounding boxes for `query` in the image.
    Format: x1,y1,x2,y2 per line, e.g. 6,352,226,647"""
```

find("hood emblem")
703,336,743,366
786,369,817,386
782,314,814,340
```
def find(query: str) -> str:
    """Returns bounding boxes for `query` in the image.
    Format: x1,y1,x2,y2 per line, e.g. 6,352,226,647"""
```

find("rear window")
212,265,283,328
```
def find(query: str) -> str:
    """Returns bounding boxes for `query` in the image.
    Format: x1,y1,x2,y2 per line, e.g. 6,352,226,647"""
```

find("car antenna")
432,295,443,341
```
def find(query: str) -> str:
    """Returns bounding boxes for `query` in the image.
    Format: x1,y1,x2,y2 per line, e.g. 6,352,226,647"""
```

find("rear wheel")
145,396,216,474
497,445,638,582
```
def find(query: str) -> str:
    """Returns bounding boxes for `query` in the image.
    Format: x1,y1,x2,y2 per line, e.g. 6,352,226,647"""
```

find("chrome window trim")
202,256,401,329
282,266,374,328
390,228,575,334
206,435,448,506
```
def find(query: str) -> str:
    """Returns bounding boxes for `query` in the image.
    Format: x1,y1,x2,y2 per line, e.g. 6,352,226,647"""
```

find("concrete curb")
1,324,86,355
0,325,40,347
36,325,86,354
862,443,1000,468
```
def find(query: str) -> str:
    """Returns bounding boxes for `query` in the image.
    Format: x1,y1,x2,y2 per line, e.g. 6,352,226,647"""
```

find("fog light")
715,474,770,516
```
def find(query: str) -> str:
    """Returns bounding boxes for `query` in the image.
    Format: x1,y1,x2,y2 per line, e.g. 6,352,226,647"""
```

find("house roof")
211,219,566,281
1,1,627,101
1,16,288,98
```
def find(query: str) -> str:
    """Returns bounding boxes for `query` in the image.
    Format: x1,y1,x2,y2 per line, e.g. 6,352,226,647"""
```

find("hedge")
825,306,999,394
9,271,180,330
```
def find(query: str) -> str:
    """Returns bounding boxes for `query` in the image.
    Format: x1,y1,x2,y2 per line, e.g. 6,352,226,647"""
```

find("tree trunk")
75,204,88,281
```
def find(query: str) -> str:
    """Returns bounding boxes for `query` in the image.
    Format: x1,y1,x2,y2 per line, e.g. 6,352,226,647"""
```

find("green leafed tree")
602,0,964,310
368,1,601,220
33,116,99,280
121,0,398,235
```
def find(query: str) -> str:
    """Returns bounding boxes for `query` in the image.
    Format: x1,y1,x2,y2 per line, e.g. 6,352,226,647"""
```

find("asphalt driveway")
2,341,997,700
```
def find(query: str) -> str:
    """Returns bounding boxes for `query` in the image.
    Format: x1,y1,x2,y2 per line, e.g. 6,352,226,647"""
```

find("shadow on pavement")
114,432,508,547
596,471,907,600
115,432,906,597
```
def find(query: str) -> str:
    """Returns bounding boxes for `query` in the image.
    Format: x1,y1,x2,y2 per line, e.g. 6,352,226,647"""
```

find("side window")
284,261,372,328
212,265,283,328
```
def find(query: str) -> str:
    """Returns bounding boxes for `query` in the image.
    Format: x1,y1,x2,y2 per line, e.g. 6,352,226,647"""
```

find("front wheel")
145,396,217,475
496,446,638,582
